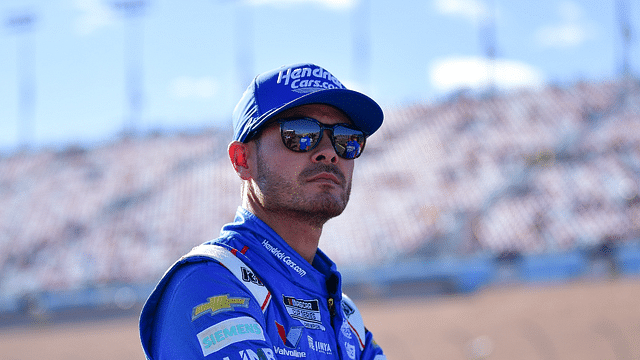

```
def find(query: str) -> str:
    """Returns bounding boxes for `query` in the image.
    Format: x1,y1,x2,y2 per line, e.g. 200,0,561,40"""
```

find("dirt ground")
2,279,639,360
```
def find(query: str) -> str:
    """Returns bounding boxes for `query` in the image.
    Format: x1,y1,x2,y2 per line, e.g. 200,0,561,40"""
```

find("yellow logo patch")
192,294,250,321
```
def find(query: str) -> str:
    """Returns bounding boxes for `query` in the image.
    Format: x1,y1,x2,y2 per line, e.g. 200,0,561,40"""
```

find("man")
139,63,386,360
344,135,362,159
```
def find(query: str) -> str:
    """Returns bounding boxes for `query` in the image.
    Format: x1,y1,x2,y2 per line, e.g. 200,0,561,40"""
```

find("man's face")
250,104,356,223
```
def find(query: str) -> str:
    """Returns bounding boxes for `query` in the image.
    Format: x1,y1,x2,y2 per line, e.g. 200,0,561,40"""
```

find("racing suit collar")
220,207,342,296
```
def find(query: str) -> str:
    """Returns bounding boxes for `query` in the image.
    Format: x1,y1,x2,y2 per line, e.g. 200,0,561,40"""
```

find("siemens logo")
262,239,307,277
197,317,265,356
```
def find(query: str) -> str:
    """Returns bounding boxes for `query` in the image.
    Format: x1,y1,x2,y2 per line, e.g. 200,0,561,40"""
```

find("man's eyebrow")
275,110,306,119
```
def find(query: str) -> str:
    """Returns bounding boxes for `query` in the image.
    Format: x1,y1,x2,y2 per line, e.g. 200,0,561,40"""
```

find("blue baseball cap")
232,63,384,142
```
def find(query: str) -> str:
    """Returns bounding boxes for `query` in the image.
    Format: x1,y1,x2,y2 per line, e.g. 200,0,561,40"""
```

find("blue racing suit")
140,207,386,360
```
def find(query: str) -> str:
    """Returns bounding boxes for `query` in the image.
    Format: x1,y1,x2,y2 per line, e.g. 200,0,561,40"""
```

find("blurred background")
1,0,640,359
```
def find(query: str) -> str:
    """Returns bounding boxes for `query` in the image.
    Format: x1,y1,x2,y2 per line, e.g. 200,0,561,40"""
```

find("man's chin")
307,194,348,219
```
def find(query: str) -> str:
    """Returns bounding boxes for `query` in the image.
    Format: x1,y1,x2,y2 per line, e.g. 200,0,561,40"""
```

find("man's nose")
311,130,338,164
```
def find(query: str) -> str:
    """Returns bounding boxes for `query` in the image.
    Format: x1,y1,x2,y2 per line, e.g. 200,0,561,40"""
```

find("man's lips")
307,172,341,185
300,164,346,188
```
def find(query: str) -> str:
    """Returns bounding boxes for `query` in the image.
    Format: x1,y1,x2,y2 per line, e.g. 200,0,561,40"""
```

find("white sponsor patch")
345,342,356,360
282,295,325,331
197,316,265,356
340,322,352,339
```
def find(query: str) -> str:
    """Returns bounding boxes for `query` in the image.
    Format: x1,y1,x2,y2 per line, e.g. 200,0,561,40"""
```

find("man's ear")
228,141,252,180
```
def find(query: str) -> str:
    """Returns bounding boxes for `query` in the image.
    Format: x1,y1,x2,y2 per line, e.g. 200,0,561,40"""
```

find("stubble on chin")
256,160,351,224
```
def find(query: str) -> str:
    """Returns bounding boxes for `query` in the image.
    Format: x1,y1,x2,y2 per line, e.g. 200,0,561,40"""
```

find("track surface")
2,279,639,360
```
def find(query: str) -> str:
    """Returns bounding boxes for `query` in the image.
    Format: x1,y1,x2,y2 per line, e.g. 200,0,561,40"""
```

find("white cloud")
429,56,545,93
433,0,488,23
535,1,592,48
73,0,116,35
536,24,588,48
557,1,584,22
245,0,357,11
170,77,218,99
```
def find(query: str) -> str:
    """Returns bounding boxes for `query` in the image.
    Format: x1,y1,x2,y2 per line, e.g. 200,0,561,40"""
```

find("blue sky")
0,0,635,151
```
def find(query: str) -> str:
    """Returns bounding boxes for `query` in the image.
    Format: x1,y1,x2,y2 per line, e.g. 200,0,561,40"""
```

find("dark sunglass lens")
281,119,321,152
332,126,365,159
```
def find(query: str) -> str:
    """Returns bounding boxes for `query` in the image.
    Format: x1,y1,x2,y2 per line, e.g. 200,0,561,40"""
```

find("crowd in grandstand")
1,79,639,304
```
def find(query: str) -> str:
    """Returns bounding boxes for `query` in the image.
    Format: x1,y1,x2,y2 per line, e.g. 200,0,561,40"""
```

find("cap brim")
258,88,384,137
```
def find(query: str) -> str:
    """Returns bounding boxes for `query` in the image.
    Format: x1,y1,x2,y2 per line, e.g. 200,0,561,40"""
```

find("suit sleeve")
361,327,387,360
149,261,277,360
341,294,387,360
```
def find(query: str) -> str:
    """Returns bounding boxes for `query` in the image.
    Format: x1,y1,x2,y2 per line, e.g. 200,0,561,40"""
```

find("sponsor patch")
192,294,249,321
275,321,304,348
197,316,265,356
345,342,356,360
241,267,264,286
308,335,333,355
342,300,355,318
239,347,276,360
282,295,325,331
340,322,352,339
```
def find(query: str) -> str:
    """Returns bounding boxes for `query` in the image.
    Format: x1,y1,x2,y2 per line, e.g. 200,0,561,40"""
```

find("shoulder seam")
184,244,272,313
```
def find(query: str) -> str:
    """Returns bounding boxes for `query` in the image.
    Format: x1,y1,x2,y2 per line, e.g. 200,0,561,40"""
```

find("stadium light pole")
6,12,36,150
480,0,497,96
113,0,146,137
232,2,254,95
213,0,254,97
351,0,371,93
616,0,633,79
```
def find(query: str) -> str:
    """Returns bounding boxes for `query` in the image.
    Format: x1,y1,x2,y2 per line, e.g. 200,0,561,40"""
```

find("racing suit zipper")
326,274,344,359
328,297,344,359
328,297,336,318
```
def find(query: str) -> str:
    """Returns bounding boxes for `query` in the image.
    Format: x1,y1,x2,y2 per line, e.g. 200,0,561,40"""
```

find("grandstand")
1,78,640,316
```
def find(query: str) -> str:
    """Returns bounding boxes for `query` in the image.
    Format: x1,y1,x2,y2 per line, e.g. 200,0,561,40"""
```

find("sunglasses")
277,117,366,159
